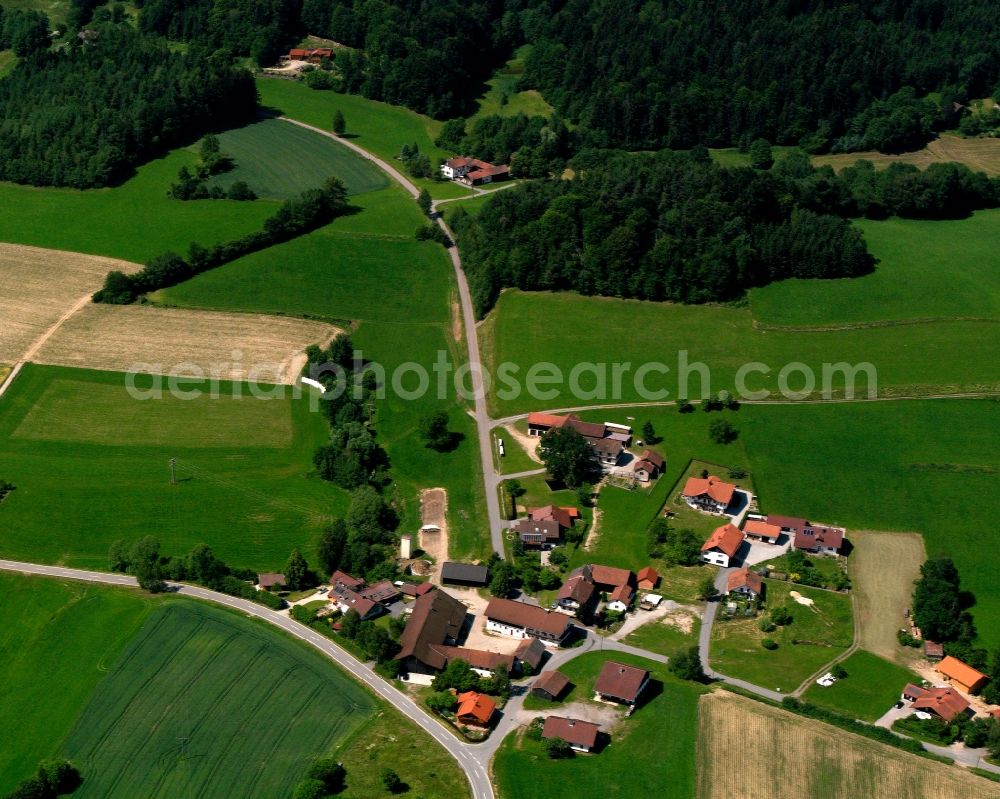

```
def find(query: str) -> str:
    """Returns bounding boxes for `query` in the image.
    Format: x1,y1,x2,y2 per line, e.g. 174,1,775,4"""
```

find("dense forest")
452,148,999,315
0,26,256,187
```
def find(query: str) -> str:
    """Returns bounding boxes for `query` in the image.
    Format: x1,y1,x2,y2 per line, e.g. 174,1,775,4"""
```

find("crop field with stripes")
62,601,374,799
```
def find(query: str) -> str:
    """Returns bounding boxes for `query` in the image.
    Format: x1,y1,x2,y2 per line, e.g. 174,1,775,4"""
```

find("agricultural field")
205,117,389,199
33,303,340,385
697,691,1000,799
849,531,925,662
801,651,922,722
482,289,1000,417
256,77,475,200
0,364,349,569
751,210,1000,327
152,185,488,558
0,244,140,364
496,652,702,799
812,133,1000,177
61,600,374,798
709,580,854,693
0,150,275,264
0,573,158,794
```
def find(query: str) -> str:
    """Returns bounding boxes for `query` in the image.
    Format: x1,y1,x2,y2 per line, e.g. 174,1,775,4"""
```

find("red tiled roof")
514,518,562,541
937,656,989,690
455,691,496,725
636,566,659,588
430,645,515,672
360,580,399,603
609,584,634,604
514,637,547,670
594,660,649,703
543,716,599,749
485,598,574,638
527,412,566,427
330,570,364,590
727,568,762,594
337,589,378,618
743,520,781,539
702,524,744,558
635,449,665,470
395,589,467,669
530,505,574,529
258,572,285,589
445,157,472,169
557,574,595,604
912,686,970,722
532,670,570,698
288,48,309,57
589,564,634,588
682,476,736,505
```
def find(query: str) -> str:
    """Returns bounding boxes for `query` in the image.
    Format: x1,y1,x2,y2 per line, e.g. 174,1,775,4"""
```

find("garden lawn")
482,289,1000,416
623,612,701,657
0,364,348,570
497,652,702,799
0,150,275,263
256,78,474,199
751,211,1000,326
205,117,389,199
491,424,540,474
709,581,854,693
801,650,922,722
0,574,158,794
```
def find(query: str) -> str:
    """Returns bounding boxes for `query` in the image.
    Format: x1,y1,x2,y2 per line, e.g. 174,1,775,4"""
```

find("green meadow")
801,650,922,721
0,573,158,794
495,652,702,799
751,210,1000,326
206,117,389,199
0,150,274,263
256,77,475,199
468,46,555,123
0,364,348,570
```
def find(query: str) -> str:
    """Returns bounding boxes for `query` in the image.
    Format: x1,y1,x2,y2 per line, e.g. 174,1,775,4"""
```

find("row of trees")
2,760,80,799
94,177,350,303
453,147,999,315
169,134,256,201
0,26,257,187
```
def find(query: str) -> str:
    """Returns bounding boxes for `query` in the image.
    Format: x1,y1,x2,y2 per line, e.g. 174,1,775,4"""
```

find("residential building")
727,568,763,600
767,515,845,556
441,562,489,587
531,670,571,701
359,580,400,604
525,412,632,471
570,564,636,593
455,691,496,726
636,566,659,591
395,589,468,674
681,476,737,514
632,450,665,482
594,661,649,706
606,584,635,613
936,656,989,694
257,572,285,590
430,646,515,678
484,598,576,645
514,505,578,548
513,637,547,674
555,574,596,616
701,523,744,567
334,589,383,621
440,157,510,186
743,519,781,544
903,684,971,722
401,582,436,598
542,716,600,753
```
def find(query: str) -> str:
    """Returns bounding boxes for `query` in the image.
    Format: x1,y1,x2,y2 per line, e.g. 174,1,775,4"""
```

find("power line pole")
169,458,177,485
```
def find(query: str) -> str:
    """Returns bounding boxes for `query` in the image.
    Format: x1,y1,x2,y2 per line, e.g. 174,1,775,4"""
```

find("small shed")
441,561,489,587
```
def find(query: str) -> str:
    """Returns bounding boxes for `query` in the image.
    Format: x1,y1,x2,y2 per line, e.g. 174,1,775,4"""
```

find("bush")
290,604,318,625
544,737,573,759
253,589,285,610
761,637,778,650
758,618,776,633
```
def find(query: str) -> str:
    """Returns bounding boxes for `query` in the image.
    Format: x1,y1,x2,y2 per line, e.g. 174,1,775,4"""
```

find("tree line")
93,177,350,303
2,760,80,799
452,147,999,315
0,26,257,188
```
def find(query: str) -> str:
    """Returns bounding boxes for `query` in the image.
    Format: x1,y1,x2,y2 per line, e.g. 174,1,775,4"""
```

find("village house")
767,514,845,556
594,661,650,707
632,450,665,482
441,562,489,587
328,571,398,620
531,670,571,701
743,518,781,544
514,505,579,548
902,684,972,722
513,637,548,674
440,156,510,186
395,589,467,675
430,645,515,678
636,566,659,591
542,716,601,753
257,572,285,590
526,412,632,472
727,568,763,600
701,523,744,567
285,47,333,63
606,584,635,613
936,656,989,694
484,597,576,645
455,691,497,727
555,574,597,616
400,582,436,598
557,564,637,616
681,475,737,514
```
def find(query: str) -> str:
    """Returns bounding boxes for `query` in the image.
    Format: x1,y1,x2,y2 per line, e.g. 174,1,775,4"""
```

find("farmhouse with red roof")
701,523,744,567
681,475,737,514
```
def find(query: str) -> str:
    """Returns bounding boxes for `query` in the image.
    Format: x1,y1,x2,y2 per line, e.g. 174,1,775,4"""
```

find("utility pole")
169,458,177,485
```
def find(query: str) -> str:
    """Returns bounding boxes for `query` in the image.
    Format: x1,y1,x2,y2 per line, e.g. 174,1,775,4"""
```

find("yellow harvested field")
851,531,926,662
698,692,1000,799
813,134,1000,176
33,304,341,384
0,244,141,363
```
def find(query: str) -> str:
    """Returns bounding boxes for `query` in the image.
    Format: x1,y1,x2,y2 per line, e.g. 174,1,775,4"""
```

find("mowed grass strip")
62,601,376,799
811,133,1000,177
0,244,141,363
33,303,341,385
496,652,703,799
0,151,275,263
709,580,854,693
205,117,389,199
849,531,925,662
0,364,348,569
697,691,1000,799
801,650,922,721
0,574,158,794
751,210,1000,326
